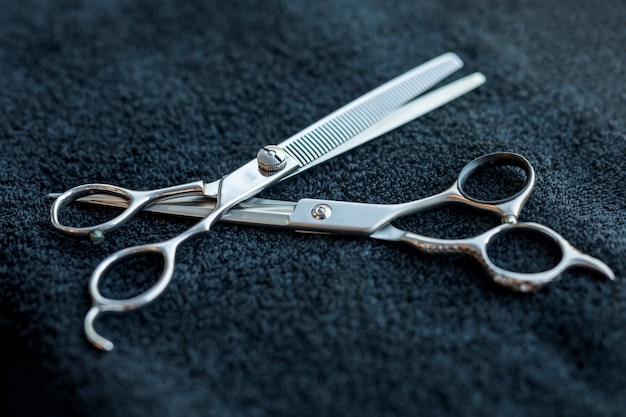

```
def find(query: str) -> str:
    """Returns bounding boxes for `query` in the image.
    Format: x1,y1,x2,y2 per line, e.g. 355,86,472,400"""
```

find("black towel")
1,1,624,416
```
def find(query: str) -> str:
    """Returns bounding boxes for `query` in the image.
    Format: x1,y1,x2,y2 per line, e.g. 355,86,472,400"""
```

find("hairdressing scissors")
52,53,489,350
50,54,615,351
58,152,615,297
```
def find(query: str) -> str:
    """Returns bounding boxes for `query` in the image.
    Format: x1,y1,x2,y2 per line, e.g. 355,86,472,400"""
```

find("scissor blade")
54,194,398,236
279,52,464,169
299,71,486,173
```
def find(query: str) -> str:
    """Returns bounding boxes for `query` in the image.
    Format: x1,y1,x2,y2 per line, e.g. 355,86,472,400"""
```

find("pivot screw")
311,204,332,220
257,145,287,174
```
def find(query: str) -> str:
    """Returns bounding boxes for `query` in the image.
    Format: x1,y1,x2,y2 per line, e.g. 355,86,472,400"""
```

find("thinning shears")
50,53,614,351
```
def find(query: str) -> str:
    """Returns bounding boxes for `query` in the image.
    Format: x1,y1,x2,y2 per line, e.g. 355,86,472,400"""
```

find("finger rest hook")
84,306,114,351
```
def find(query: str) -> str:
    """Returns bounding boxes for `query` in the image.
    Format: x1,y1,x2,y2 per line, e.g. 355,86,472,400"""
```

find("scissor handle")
50,181,206,241
402,222,615,291
83,215,214,351
84,239,177,351
453,152,535,223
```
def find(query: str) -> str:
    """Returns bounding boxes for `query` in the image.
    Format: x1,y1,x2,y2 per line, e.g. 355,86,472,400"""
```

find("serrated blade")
279,52,464,169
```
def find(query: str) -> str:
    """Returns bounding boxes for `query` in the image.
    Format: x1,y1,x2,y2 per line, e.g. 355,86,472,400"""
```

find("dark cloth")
1,1,624,416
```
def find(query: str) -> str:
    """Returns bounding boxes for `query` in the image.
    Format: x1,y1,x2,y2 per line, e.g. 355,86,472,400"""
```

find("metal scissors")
49,53,613,351
57,152,615,296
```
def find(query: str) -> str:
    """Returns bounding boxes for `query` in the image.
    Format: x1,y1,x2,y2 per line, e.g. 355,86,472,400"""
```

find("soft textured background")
1,1,625,416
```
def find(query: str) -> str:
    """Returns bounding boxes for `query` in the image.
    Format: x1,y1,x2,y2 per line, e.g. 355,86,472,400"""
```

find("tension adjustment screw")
257,145,287,174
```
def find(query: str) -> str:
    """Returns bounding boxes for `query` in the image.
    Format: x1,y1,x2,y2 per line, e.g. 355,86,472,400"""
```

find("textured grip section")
282,54,463,166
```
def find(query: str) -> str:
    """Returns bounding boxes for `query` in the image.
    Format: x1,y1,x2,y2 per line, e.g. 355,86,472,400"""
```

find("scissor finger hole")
486,228,562,273
58,193,129,229
458,153,533,204
98,252,165,301
461,164,530,203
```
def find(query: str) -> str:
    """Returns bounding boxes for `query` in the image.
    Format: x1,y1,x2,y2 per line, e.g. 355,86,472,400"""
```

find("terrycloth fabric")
1,1,624,416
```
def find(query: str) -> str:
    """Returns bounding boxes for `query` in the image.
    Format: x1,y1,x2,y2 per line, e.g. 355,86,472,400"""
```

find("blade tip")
442,52,464,68
473,72,487,85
